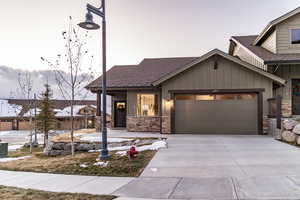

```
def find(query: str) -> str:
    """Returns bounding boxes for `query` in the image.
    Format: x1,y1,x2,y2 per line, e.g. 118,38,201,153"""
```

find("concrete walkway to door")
115,135,300,199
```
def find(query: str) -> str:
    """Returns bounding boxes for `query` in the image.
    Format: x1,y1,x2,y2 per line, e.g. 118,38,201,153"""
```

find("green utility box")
0,143,8,158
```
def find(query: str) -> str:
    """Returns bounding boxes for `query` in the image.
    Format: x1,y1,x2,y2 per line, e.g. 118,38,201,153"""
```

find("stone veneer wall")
127,116,161,132
162,116,171,134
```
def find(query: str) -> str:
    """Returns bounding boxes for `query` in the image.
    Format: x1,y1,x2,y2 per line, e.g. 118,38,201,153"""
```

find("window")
215,94,235,100
195,95,214,101
291,29,300,44
137,94,158,116
175,95,195,100
237,94,256,100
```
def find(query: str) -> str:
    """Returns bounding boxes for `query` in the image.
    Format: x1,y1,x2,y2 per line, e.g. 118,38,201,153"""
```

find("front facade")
88,7,300,134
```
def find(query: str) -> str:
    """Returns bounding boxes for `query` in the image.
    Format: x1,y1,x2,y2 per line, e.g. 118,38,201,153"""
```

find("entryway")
114,101,126,128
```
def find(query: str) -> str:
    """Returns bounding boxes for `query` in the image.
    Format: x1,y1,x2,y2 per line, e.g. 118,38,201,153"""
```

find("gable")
154,49,285,86
161,55,274,91
254,7,300,46
261,30,277,54
277,12,300,54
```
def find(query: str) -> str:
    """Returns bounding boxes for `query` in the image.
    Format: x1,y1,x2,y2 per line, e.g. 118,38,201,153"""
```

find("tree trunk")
29,117,33,154
71,89,75,156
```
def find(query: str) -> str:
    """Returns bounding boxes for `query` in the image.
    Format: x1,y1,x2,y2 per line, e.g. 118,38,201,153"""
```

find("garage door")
174,93,258,134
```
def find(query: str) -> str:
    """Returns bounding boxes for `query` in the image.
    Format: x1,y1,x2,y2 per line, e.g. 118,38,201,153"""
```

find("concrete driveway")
115,135,300,199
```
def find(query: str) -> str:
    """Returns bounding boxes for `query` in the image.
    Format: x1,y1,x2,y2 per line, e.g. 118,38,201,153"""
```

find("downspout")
159,86,163,134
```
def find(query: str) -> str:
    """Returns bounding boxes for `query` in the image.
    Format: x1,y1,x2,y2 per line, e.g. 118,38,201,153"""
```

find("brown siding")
161,56,273,116
277,13,300,54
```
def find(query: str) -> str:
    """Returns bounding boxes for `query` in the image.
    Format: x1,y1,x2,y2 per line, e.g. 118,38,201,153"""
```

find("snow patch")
0,156,31,163
79,163,88,168
115,151,127,157
8,144,23,152
88,140,167,153
93,161,109,167
80,135,133,143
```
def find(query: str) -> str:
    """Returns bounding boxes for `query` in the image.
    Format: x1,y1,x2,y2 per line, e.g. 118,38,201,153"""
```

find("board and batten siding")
161,56,273,116
261,30,277,54
277,12,300,54
232,43,267,71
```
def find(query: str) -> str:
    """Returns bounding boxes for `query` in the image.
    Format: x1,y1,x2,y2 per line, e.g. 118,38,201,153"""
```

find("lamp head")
78,11,100,30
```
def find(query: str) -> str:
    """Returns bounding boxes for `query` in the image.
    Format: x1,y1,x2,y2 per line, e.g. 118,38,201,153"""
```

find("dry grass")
1,148,156,177
52,128,96,142
0,185,116,200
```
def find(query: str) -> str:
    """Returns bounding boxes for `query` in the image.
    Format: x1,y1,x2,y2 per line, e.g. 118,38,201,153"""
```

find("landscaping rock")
282,131,297,143
76,143,94,151
293,124,300,135
283,119,298,130
296,137,300,145
51,143,65,150
273,128,282,140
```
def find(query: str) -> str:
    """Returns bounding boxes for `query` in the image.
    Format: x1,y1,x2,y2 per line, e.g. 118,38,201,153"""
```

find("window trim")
290,28,300,45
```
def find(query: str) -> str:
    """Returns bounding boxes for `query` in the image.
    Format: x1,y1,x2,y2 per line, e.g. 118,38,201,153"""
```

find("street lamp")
78,0,109,160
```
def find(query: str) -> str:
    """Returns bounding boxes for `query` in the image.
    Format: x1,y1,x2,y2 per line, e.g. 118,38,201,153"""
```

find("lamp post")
78,0,109,159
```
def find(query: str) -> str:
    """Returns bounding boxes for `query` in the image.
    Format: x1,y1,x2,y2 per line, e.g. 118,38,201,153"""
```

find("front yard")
0,185,116,200
0,147,156,177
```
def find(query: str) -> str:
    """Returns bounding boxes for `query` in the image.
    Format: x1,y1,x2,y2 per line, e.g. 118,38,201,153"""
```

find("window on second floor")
291,29,300,44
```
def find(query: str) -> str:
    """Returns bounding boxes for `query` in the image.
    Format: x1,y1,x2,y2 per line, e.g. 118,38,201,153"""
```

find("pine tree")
36,84,56,147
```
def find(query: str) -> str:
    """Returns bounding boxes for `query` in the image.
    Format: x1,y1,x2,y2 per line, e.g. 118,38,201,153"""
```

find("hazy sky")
0,0,299,72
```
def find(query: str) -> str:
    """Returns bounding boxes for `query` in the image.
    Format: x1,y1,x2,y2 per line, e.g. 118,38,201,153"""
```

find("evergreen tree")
36,84,56,147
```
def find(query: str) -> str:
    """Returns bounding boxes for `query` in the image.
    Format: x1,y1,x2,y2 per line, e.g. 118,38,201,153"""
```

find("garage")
174,92,259,134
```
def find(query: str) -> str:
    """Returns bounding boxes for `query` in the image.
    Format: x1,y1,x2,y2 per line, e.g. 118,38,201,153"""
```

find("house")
229,7,300,118
86,7,300,135
0,99,111,131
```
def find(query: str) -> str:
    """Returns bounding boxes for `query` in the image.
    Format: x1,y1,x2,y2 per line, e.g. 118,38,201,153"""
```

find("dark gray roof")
232,35,300,64
86,57,199,89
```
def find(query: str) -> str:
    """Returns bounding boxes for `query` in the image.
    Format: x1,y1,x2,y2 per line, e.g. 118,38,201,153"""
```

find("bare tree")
41,16,95,156
17,72,35,153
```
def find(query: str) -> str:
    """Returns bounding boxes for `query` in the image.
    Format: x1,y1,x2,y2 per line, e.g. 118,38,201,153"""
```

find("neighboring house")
87,7,300,135
0,99,111,131
229,7,300,117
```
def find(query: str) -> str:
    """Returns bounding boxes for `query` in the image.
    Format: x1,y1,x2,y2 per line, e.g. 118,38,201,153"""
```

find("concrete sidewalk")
0,170,133,195
3,170,300,200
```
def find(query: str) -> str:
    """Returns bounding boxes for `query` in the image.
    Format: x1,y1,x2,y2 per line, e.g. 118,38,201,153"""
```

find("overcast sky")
0,0,299,72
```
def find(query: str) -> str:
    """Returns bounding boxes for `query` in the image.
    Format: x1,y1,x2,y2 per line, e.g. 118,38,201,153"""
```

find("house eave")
264,60,300,65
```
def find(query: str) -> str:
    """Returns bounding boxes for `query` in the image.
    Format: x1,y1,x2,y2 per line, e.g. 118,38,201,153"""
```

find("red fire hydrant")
127,146,138,160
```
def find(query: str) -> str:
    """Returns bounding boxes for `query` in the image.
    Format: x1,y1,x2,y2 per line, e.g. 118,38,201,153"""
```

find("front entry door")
292,79,300,115
114,101,126,127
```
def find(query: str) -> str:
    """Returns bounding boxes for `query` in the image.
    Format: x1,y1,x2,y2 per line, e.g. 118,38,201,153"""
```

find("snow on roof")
23,108,41,117
55,105,88,117
0,99,22,117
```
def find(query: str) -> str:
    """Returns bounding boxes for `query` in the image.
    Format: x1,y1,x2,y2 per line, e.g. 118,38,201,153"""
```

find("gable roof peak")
254,6,300,45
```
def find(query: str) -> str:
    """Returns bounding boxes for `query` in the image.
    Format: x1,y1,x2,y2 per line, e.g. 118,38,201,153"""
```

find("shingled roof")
231,35,300,64
86,57,199,89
